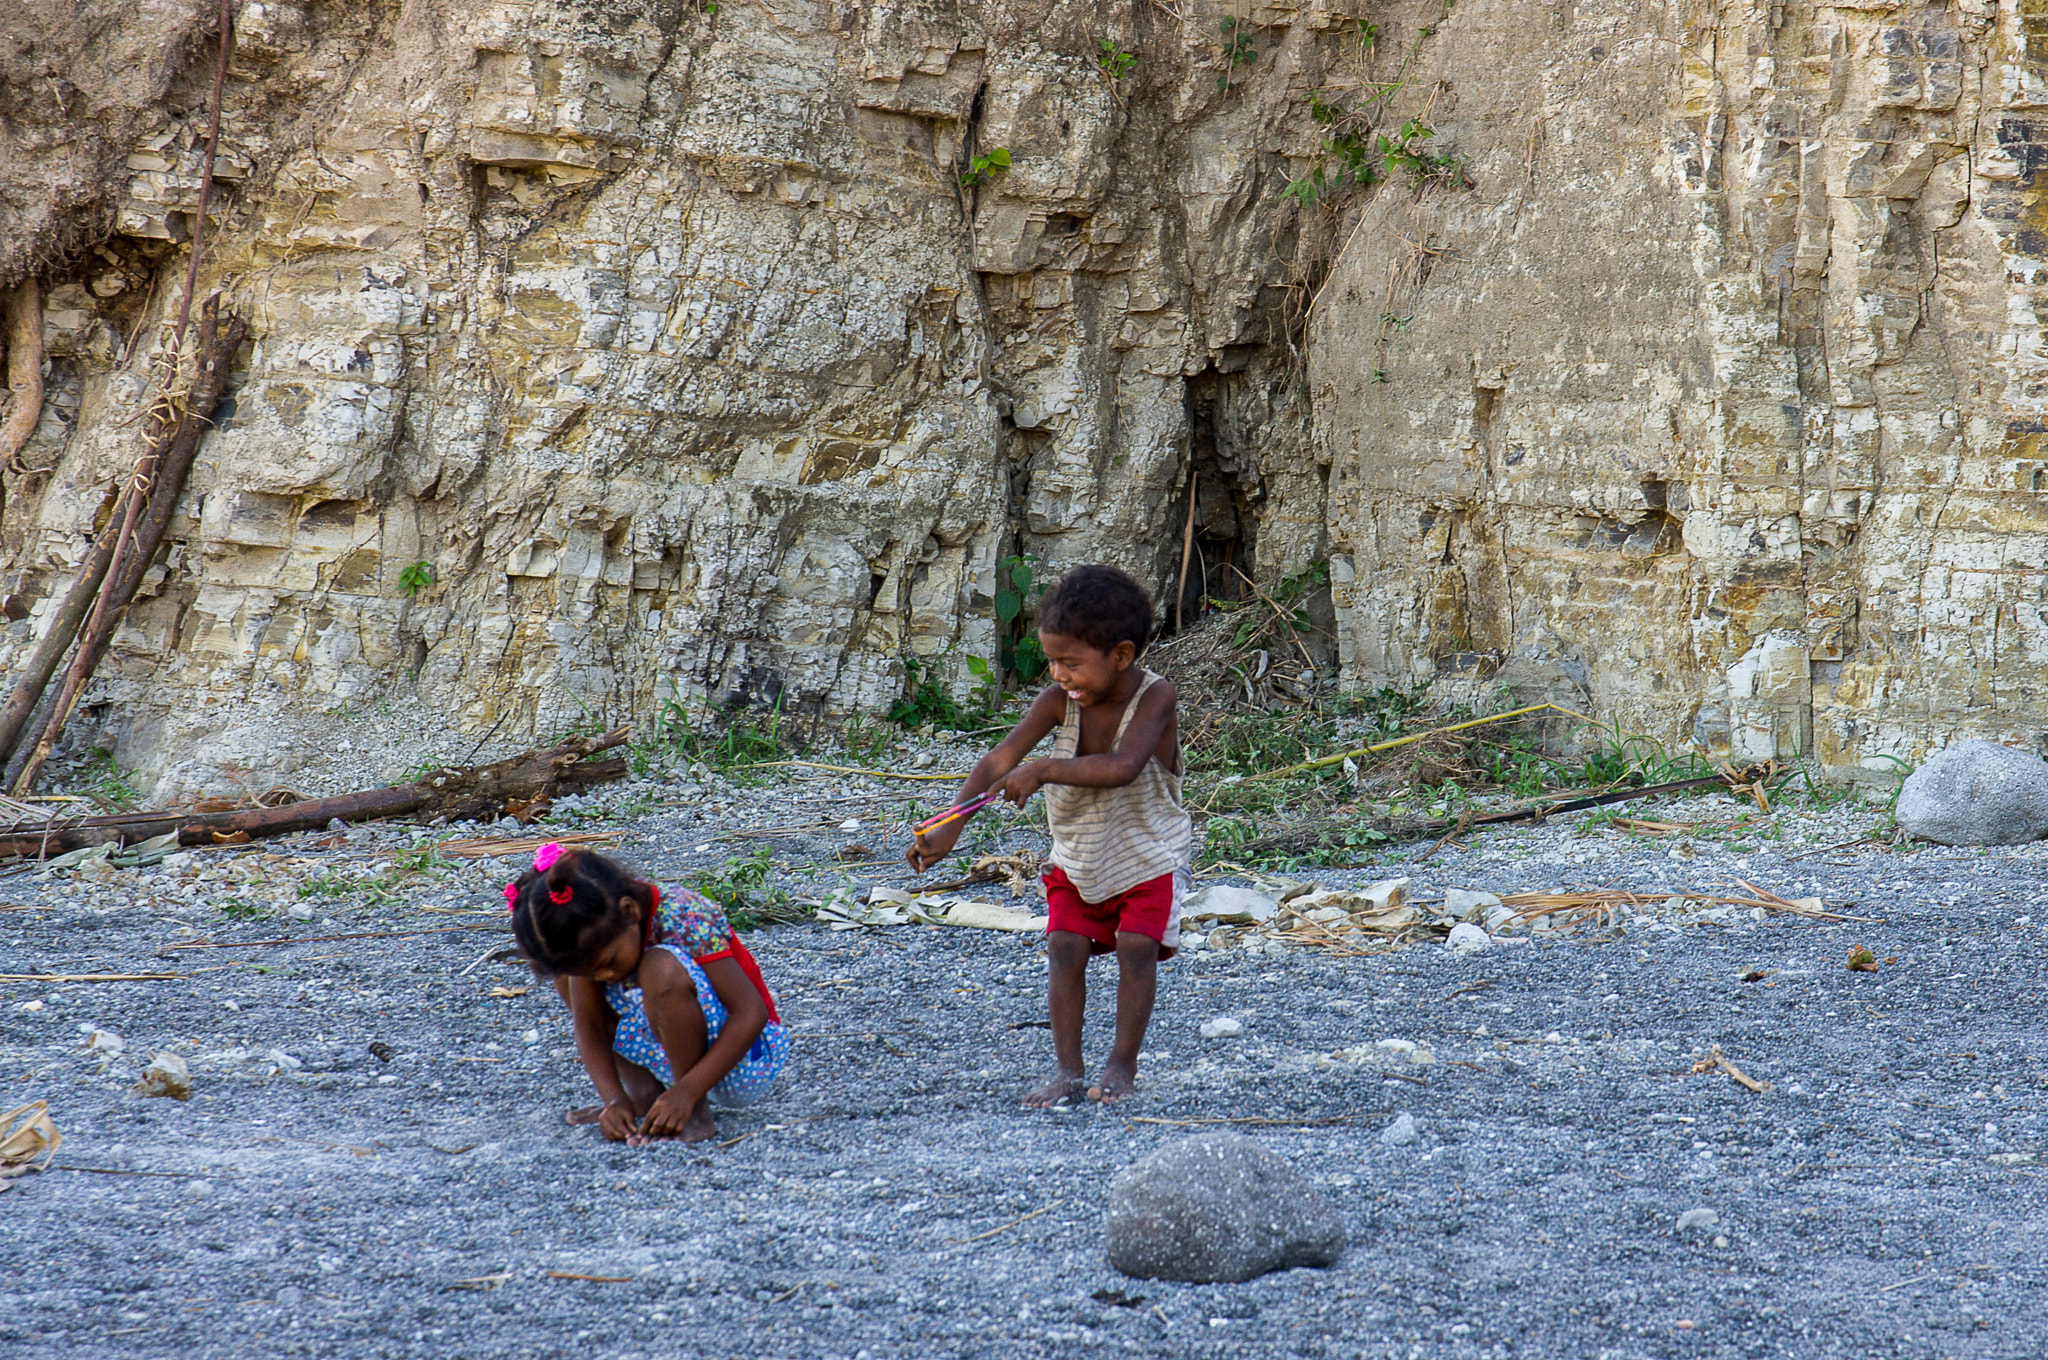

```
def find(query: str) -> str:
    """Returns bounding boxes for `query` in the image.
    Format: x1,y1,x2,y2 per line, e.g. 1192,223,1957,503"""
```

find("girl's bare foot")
1087,1056,1139,1103
678,1100,719,1143
565,1106,605,1126
1022,1070,1087,1108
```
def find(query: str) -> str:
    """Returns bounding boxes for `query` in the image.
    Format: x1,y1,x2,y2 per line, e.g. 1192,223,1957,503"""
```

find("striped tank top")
1043,669,1194,903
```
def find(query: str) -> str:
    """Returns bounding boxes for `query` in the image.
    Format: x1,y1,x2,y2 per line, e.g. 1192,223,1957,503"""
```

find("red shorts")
1043,865,1179,958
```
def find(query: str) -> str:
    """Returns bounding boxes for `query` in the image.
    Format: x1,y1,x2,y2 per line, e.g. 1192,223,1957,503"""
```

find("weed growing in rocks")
696,847,807,929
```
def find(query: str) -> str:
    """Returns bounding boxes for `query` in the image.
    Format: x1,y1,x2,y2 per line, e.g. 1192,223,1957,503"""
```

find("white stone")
1379,1113,1421,1147
1443,888,1503,920
1446,922,1491,955
1199,1016,1243,1039
1676,1207,1719,1232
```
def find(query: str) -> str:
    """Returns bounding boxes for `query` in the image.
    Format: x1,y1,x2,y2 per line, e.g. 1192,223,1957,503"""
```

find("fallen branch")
0,728,631,861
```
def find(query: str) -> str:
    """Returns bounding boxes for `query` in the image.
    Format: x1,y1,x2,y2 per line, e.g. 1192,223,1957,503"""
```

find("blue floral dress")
604,885,789,1107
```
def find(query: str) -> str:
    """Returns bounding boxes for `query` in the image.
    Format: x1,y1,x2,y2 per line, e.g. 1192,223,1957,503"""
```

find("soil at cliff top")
2,767,2046,1359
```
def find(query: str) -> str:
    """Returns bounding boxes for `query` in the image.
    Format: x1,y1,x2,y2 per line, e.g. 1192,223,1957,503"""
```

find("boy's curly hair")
1037,564,1155,655
509,848,646,976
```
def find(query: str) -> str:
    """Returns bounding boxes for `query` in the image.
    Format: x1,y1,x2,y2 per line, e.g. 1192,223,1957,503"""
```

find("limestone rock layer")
1,0,2043,789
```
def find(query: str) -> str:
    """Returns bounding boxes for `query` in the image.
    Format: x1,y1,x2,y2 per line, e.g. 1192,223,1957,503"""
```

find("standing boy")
908,564,1192,1105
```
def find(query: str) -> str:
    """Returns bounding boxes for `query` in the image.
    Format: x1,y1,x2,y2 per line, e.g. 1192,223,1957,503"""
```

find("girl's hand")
636,1088,697,1142
597,1100,637,1143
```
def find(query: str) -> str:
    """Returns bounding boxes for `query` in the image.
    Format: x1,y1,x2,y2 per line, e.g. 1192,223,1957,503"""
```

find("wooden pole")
1174,468,1198,633
8,302,246,794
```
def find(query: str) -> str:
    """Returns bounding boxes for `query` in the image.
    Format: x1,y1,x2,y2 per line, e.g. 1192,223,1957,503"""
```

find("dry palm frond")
0,1101,59,1190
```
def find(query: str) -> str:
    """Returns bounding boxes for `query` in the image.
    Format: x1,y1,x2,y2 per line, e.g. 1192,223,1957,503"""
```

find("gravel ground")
4,771,2048,1359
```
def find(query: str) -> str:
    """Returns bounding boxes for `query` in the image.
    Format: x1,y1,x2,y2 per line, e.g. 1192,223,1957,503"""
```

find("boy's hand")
597,1100,637,1143
1000,761,1049,806
906,819,963,873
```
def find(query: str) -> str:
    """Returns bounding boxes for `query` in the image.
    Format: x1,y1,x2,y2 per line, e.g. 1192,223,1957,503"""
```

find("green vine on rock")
1217,16,1258,95
959,146,1011,189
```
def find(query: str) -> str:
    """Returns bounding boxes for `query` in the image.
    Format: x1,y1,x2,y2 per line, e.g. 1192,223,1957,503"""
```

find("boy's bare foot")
1087,1056,1139,1103
1022,1070,1087,1108
565,1105,605,1126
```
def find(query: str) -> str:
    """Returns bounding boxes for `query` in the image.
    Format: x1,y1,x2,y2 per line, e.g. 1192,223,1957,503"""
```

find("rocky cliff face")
1316,0,2043,779
1,0,2043,792
1,0,1344,792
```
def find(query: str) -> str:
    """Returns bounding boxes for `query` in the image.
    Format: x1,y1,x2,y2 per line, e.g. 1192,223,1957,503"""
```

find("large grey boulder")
1896,740,2048,845
1104,1132,1346,1283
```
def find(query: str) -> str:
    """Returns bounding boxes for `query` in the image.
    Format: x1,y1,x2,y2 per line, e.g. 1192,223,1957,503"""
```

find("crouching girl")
508,844,788,1144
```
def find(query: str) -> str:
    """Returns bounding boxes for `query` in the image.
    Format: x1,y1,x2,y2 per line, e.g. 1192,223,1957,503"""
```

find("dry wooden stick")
1245,702,1590,781
945,1199,1064,1245
159,923,505,952
0,972,180,983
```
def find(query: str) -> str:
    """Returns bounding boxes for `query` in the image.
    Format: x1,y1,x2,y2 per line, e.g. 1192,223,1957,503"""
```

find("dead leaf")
1740,968,1769,982
835,844,873,862
368,1041,396,1063
1847,944,1878,972
445,1273,513,1292
210,830,251,845
488,985,530,999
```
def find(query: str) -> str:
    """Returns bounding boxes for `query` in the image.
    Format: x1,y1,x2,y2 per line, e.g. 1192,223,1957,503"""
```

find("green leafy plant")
889,656,978,731
959,146,1011,189
1098,38,1135,82
993,553,1048,684
1378,118,1469,189
85,753,140,812
695,848,806,930
1284,94,1379,208
398,560,435,598
1217,16,1258,93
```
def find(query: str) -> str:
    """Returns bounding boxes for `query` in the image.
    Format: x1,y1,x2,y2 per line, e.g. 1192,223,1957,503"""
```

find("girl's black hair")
509,848,646,976
1037,564,1155,655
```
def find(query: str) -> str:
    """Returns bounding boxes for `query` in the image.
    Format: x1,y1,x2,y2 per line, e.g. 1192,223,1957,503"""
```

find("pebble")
1104,1132,1347,1283
1380,1112,1421,1147
133,1051,193,1100
1199,1016,1243,1039
1446,922,1491,955
1677,1207,1719,1232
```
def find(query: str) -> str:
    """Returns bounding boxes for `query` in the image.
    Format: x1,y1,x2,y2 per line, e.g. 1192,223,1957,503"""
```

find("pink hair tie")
533,842,565,874
503,881,519,912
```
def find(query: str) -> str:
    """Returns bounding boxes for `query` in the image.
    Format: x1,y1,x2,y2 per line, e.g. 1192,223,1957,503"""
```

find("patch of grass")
651,697,789,778
218,898,265,919
694,848,809,930
84,753,142,812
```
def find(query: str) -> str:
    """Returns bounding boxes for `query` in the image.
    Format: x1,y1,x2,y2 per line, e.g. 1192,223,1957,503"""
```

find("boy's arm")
1006,679,1177,799
906,687,1065,872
